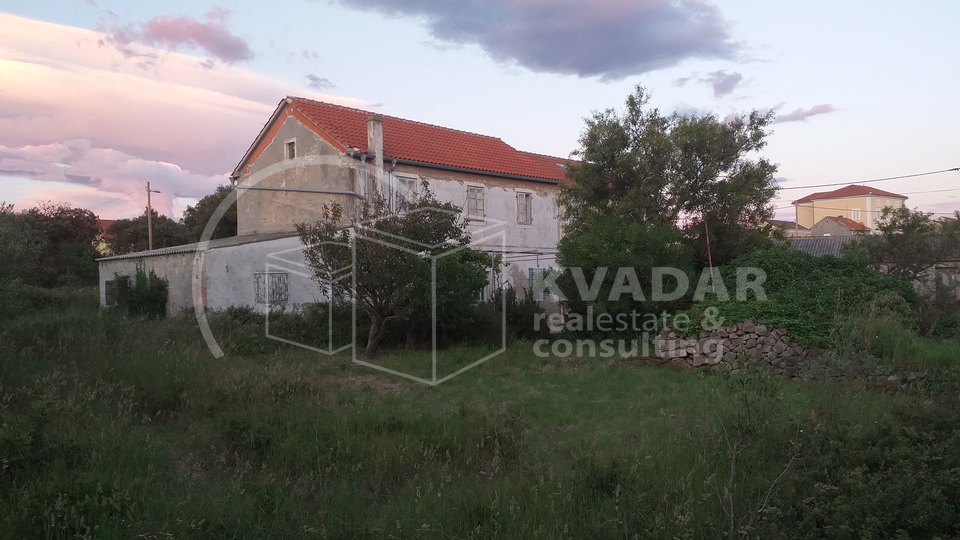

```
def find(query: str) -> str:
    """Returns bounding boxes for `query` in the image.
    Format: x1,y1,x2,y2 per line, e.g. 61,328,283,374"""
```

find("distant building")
810,215,871,237
766,219,810,237
792,185,907,232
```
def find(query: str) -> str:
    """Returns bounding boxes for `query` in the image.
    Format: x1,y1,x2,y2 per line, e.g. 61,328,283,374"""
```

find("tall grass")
842,296,960,372
1,287,958,539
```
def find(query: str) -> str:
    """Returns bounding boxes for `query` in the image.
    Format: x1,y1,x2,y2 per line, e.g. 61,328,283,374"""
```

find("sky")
1,0,958,221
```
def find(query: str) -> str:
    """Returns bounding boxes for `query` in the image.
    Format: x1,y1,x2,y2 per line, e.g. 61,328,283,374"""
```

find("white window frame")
851,208,861,220
516,190,533,226
466,185,485,221
392,173,419,212
284,138,296,160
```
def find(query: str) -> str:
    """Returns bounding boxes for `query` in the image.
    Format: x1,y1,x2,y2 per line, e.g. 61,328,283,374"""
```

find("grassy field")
2,288,959,539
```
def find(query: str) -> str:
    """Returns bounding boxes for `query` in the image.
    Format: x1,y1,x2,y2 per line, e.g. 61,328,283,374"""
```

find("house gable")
235,112,359,236
233,98,347,178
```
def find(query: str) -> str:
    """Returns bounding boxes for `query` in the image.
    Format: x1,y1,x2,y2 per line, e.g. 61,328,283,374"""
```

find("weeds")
1,287,958,538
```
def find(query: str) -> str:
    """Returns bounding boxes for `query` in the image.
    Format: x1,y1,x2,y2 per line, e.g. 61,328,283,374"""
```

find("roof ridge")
520,150,570,161
287,96,507,142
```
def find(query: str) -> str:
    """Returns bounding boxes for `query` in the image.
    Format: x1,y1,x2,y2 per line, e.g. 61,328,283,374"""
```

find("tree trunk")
364,315,388,358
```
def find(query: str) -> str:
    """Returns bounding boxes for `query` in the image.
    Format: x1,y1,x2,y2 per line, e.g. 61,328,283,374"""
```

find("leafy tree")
851,206,960,282
20,202,101,286
0,203,47,282
106,209,191,255
182,185,237,241
557,85,779,319
296,188,490,357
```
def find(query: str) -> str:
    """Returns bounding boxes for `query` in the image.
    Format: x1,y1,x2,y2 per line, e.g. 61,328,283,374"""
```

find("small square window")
466,186,484,220
285,140,296,160
851,208,861,220
517,192,533,225
255,272,289,304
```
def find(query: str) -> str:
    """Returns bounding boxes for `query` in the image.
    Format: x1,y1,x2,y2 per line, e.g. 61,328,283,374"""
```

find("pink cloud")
0,140,226,216
773,104,837,124
0,13,372,217
105,8,253,64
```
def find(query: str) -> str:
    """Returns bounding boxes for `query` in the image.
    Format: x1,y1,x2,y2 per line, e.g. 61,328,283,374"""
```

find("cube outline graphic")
190,153,509,385
349,206,509,386
262,240,355,355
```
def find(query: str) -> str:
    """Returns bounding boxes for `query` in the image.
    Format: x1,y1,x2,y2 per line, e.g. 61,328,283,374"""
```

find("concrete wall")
98,236,327,316
236,115,364,236
810,217,859,237
384,162,562,297
99,251,196,316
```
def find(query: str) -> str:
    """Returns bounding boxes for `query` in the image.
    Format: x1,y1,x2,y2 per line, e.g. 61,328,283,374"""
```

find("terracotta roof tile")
822,215,871,230
97,219,116,239
288,97,569,182
792,184,907,205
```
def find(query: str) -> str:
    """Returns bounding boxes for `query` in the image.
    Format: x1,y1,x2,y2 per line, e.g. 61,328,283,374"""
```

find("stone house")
809,215,871,237
98,97,568,314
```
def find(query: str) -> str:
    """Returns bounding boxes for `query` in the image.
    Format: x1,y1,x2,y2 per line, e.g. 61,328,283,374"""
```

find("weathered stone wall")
656,320,820,377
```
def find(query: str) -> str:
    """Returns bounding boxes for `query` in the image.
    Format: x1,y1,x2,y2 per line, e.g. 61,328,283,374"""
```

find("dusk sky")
1,0,958,220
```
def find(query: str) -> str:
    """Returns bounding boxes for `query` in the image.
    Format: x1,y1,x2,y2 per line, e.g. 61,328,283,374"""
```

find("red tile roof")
287,97,569,182
792,184,907,205
97,219,116,239
821,215,870,230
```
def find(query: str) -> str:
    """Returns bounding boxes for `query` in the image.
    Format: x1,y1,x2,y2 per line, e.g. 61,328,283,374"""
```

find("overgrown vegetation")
683,246,916,348
0,201,101,286
214,284,548,357
296,187,493,357
1,289,958,539
114,263,169,318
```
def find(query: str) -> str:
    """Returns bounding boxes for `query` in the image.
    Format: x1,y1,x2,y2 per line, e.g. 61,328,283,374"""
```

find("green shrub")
114,263,168,318
684,246,915,348
759,404,960,539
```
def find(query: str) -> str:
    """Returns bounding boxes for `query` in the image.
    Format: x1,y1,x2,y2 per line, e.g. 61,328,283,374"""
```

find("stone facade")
655,320,820,377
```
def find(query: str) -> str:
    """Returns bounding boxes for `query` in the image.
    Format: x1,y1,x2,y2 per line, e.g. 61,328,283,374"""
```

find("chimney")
367,114,384,196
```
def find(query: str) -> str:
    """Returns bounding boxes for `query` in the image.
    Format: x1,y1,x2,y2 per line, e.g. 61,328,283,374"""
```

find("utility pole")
704,215,715,293
146,182,161,250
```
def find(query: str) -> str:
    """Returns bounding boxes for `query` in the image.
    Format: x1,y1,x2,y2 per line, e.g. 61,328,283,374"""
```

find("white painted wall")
98,236,326,316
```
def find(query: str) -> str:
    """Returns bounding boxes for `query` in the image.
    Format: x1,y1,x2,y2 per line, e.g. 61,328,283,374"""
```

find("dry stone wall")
656,320,820,376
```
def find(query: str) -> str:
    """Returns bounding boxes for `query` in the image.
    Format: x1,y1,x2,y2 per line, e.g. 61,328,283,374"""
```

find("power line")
776,186,960,212
774,203,957,215
778,167,959,191
87,188,143,211
900,188,960,196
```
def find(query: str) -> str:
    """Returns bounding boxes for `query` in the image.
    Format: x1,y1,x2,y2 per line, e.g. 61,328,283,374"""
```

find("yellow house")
792,185,907,231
